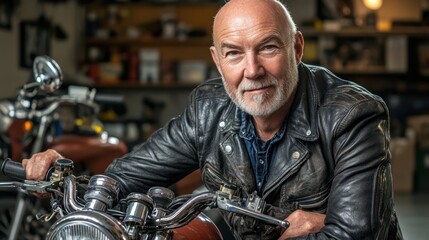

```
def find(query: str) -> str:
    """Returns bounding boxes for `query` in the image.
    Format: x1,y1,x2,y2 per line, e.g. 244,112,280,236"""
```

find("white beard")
223,56,298,117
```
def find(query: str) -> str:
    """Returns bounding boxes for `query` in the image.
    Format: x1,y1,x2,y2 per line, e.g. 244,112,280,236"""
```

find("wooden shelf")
301,26,429,37
330,66,388,75
299,25,429,95
102,117,156,125
93,82,199,91
86,37,212,47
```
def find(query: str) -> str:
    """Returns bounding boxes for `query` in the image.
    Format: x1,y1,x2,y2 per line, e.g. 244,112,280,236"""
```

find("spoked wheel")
0,192,53,240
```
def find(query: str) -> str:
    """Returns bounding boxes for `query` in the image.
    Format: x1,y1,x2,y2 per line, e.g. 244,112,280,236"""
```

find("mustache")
238,77,277,92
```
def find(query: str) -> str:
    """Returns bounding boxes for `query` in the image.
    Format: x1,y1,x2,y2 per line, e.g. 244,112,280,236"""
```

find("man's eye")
225,51,240,58
261,45,278,51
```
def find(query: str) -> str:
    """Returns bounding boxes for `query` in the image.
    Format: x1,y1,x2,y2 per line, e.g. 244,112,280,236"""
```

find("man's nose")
244,52,264,79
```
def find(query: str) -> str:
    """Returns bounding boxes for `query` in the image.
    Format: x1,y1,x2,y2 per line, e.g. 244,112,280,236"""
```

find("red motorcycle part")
172,213,223,240
7,119,28,161
49,134,202,194
48,134,128,174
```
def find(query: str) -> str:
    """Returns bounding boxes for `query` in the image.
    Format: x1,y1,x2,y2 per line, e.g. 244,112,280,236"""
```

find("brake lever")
0,180,57,194
216,192,290,229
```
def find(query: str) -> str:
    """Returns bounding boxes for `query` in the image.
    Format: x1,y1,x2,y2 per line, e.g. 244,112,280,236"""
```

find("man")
24,0,402,239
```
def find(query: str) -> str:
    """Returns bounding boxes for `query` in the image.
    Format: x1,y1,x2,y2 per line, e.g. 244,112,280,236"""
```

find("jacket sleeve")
104,90,200,199
299,96,396,239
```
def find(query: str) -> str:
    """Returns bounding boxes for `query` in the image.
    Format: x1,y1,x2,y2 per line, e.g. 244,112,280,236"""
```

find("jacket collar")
227,63,320,141
219,63,320,142
286,63,319,142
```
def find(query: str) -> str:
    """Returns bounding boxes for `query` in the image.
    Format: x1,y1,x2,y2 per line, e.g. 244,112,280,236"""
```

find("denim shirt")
239,111,287,192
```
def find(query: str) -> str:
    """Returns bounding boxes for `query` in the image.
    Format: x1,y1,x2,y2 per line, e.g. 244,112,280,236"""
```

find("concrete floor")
395,193,429,240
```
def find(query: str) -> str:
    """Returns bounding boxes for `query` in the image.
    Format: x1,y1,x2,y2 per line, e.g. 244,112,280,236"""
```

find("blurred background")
0,0,428,239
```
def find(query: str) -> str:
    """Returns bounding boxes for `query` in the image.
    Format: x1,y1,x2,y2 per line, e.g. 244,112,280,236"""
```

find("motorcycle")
0,55,128,239
0,158,289,240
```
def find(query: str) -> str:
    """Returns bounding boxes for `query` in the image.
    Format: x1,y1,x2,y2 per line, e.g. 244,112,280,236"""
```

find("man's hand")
22,149,63,180
279,210,326,240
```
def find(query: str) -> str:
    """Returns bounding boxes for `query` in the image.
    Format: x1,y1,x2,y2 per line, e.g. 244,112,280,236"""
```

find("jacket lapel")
220,132,257,193
263,136,309,197
218,105,257,193
216,64,321,196
263,64,320,197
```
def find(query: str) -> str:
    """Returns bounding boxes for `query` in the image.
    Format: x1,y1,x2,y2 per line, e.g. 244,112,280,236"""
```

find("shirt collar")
239,110,287,142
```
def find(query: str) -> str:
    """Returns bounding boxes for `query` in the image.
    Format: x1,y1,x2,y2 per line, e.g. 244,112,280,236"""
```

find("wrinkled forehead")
213,0,290,42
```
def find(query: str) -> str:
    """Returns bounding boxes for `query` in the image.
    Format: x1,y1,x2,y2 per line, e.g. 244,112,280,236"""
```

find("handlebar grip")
1,158,26,180
1,158,55,181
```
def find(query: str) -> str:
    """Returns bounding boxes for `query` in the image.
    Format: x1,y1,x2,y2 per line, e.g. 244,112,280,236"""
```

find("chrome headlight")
46,210,128,240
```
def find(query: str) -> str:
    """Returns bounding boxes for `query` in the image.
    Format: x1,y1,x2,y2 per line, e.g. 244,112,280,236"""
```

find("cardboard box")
390,129,416,193
407,114,429,149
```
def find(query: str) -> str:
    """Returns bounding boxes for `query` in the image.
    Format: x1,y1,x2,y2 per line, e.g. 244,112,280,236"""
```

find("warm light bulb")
363,0,383,10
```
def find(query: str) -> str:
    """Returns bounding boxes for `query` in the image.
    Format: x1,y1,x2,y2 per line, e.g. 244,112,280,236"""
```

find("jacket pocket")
290,184,331,213
202,163,242,193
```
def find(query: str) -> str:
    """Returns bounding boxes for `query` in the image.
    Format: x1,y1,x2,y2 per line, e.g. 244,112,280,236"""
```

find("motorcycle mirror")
33,55,63,93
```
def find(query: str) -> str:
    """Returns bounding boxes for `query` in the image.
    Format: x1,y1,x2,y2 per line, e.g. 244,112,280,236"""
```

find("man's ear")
294,31,304,64
210,46,223,76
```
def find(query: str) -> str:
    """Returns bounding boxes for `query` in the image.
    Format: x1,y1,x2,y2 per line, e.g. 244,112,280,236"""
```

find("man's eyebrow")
219,34,284,51
220,42,240,50
259,34,283,46
219,42,241,56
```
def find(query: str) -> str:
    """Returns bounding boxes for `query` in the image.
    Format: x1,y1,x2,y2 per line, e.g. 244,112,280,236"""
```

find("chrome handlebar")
13,89,99,120
1,158,289,233
154,190,289,229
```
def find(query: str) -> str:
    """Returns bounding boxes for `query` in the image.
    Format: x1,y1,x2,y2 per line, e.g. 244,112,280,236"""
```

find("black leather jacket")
105,63,402,239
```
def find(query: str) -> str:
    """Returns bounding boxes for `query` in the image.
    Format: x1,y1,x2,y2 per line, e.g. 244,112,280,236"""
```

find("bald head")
212,0,297,47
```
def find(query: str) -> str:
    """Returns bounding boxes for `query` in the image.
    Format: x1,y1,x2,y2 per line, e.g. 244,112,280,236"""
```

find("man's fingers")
279,210,326,239
22,159,28,168
25,159,33,179
27,159,44,180
23,149,62,180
